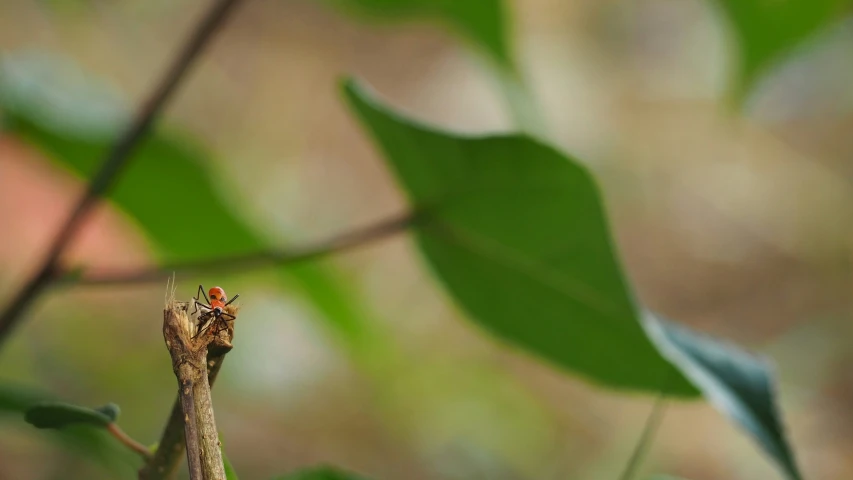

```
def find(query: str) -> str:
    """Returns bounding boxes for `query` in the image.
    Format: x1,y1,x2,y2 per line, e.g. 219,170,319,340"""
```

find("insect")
191,285,239,339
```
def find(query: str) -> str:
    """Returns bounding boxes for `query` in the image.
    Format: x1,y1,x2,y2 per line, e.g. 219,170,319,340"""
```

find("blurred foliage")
343,78,695,395
25,401,119,429
223,447,239,480
0,383,138,476
272,466,370,480
644,313,802,480
3,0,852,476
0,382,51,414
0,51,384,355
714,0,853,101
324,0,513,70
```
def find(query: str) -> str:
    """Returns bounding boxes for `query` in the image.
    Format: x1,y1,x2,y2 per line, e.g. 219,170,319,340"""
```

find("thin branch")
139,397,187,480
161,301,229,480
59,210,419,287
142,301,236,480
106,422,153,461
617,389,668,480
178,375,204,480
139,350,229,480
0,0,243,346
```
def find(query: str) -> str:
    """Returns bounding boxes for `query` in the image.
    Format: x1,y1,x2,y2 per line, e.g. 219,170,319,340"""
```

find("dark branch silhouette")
0,0,244,345
59,211,419,287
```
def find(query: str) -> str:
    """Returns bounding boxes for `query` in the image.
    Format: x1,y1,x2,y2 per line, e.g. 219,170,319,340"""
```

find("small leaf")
326,0,513,70
715,0,851,99
94,402,121,422
272,466,370,480
25,401,117,429
342,78,696,395
643,312,802,480
0,385,138,474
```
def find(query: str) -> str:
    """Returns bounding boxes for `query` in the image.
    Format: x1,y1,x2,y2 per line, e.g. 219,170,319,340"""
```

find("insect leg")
224,293,240,307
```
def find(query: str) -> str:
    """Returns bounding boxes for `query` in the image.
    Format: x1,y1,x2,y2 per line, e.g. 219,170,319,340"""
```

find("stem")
139,399,186,480
106,423,154,461
140,343,230,479
192,363,226,479
155,297,235,480
58,210,418,287
0,0,244,347
617,390,668,480
178,374,204,480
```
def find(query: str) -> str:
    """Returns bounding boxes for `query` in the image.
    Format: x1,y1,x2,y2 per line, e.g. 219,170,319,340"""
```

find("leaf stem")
0,0,244,347
618,388,668,480
105,422,153,461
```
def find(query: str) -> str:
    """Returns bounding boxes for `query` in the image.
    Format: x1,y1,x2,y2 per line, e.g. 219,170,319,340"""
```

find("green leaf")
25,401,118,429
643,312,802,480
647,476,689,480
0,51,379,352
223,450,239,480
0,382,51,413
326,0,512,70
342,78,695,395
715,0,851,99
220,435,239,480
272,466,370,480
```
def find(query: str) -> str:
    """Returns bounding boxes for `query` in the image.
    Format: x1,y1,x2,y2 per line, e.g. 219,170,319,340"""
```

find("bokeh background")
2,0,853,479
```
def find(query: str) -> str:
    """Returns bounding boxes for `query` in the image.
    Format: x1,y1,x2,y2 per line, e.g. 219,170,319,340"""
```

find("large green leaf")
0,51,376,348
715,0,852,99
272,466,370,480
342,78,695,395
326,0,512,70
644,313,802,480
25,401,119,429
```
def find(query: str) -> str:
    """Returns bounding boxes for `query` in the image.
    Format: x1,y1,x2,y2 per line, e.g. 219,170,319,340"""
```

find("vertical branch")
162,301,228,480
139,399,186,479
178,375,204,480
193,364,225,479
153,299,236,480
139,349,230,480
0,0,244,347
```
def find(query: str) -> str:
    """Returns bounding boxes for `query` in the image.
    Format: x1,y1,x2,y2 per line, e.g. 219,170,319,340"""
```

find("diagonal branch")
58,210,419,287
0,0,244,347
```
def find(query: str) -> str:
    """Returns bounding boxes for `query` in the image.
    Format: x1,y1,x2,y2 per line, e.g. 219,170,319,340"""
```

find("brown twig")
58,210,419,287
106,423,154,461
159,300,232,480
139,324,232,480
0,0,244,347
